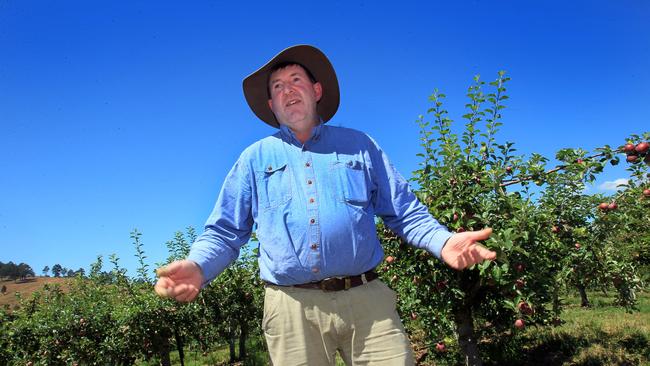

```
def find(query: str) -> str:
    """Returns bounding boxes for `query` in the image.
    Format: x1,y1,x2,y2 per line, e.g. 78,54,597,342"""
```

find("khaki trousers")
263,279,414,365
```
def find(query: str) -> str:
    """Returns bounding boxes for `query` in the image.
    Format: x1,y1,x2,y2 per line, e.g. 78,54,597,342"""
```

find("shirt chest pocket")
330,158,371,205
255,162,293,210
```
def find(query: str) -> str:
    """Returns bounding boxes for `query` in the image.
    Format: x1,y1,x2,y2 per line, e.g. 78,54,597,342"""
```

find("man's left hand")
441,228,496,270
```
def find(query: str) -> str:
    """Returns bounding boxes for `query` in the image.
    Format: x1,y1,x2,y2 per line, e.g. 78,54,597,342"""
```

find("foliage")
0,262,35,281
378,72,649,365
0,228,265,366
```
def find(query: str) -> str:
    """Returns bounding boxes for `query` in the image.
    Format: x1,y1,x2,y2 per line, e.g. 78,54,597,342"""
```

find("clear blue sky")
1,0,648,277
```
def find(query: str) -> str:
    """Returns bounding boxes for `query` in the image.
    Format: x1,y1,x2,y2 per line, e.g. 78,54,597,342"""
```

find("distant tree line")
0,261,35,281
42,264,85,278
0,261,88,281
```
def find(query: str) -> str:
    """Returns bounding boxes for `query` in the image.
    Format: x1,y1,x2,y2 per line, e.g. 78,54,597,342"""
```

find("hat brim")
243,45,340,128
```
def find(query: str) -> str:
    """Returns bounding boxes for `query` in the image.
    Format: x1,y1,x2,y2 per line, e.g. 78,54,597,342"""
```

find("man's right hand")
154,260,204,302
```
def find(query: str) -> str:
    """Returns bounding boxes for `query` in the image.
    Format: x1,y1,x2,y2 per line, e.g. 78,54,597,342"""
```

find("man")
155,45,496,365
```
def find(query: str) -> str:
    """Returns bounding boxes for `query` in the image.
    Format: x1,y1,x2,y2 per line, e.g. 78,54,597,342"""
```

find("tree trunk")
453,305,483,366
228,337,237,363
577,283,590,307
174,327,185,366
239,323,248,361
552,283,560,315
157,336,172,366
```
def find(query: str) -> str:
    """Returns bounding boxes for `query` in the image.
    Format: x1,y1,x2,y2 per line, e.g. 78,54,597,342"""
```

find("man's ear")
313,82,323,102
267,99,273,111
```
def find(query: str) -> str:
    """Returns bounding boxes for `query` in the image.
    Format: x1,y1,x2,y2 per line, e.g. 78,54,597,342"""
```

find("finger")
466,227,493,242
176,287,199,303
168,282,199,299
154,278,175,297
156,261,181,278
171,284,196,302
472,243,497,261
454,253,469,270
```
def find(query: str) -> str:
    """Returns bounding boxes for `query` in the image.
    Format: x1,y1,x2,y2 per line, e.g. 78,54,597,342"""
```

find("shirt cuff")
428,230,454,259
187,248,228,288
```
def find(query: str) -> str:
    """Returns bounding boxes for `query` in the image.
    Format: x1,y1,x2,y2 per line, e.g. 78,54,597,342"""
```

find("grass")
137,338,271,366
496,291,650,366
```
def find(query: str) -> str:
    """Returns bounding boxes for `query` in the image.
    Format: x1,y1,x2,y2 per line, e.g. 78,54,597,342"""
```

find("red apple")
385,256,395,264
575,243,581,250
514,319,525,329
627,154,639,163
515,263,525,273
453,213,459,221
435,342,446,352
643,189,650,197
636,142,649,154
576,158,584,164
457,227,466,233
518,301,533,315
608,202,618,210
598,202,609,210
515,279,525,289
623,143,635,153
506,165,513,173
411,312,418,320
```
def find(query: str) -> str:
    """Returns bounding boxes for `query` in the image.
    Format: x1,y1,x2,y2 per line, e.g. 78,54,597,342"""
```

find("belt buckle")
319,277,351,291
319,277,339,291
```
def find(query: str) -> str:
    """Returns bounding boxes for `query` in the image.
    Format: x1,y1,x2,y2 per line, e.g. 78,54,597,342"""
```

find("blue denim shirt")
187,124,452,286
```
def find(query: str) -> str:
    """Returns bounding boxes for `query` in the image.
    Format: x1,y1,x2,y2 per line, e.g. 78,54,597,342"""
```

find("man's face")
267,64,322,131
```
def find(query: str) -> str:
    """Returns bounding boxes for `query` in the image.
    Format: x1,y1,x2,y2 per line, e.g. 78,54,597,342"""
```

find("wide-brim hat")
243,45,340,128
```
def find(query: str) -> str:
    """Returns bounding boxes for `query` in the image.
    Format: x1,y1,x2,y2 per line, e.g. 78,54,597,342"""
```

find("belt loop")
361,273,368,284
345,277,351,290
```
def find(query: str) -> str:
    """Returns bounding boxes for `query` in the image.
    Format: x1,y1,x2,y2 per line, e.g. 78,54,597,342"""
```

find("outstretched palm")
441,228,496,270
154,260,204,302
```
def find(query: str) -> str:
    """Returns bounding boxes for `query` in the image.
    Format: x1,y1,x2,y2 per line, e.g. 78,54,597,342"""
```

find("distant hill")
0,277,69,311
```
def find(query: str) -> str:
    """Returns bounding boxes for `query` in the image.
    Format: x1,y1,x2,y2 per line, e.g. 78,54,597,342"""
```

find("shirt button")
310,243,318,250
305,162,311,167
307,179,313,185
309,198,315,203
312,267,319,273
310,218,315,224
267,166,272,171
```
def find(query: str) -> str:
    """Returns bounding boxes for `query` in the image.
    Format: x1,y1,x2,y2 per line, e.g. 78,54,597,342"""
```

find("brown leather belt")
291,270,378,291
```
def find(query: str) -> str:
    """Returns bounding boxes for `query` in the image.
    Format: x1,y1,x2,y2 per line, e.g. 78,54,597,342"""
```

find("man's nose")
283,85,295,95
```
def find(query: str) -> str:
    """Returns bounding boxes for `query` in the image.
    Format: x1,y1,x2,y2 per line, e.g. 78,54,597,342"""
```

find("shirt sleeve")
187,156,254,285
367,136,452,259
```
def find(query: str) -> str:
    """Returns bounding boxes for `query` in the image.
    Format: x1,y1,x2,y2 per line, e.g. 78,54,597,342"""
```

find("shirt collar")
279,122,323,146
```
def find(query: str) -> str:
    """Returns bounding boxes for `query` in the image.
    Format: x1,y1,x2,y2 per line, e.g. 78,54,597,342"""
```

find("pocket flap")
262,163,287,174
